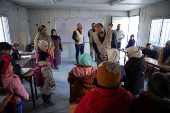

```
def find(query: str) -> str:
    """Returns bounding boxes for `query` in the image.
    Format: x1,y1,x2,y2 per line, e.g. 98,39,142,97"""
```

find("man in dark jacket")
0,42,22,77
92,23,117,66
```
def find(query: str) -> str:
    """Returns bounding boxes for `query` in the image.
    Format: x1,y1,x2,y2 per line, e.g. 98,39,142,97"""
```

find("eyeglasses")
97,32,104,36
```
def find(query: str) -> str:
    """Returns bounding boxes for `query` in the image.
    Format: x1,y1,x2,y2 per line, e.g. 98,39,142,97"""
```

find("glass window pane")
0,17,5,42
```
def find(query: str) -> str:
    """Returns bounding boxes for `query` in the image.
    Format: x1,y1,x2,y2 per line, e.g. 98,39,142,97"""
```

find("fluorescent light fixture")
51,0,57,4
109,0,124,6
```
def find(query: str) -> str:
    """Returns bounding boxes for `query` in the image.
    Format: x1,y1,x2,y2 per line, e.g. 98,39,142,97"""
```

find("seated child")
68,53,97,103
125,46,147,98
37,40,54,68
0,54,29,113
0,42,22,77
11,43,20,61
126,34,135,48
130,72,170,113
158,40,170,64
38,51,56,106
75,61,133,113
107,49,126,86
142,43,154,58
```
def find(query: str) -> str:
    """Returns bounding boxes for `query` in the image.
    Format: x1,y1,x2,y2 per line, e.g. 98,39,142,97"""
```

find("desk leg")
33,77,38,100
29,76,36,108
124,53,126,65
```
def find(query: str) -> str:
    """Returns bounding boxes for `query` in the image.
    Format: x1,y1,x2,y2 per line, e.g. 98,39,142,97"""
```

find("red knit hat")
1,54,11,74
97,61,121,88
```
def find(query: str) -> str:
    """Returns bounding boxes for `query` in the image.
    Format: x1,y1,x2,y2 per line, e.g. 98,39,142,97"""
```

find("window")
149,18,170,47
0,16,11,43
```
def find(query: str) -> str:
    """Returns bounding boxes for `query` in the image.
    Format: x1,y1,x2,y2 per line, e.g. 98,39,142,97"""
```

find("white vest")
75,29,84,45
93,30,112,56
89,29,94,43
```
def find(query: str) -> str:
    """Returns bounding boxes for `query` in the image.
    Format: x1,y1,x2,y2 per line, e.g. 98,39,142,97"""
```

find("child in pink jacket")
37,40,54,68
0,54,29,113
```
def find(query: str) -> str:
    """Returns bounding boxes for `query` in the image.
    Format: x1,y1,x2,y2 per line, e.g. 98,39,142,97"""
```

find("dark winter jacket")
124,56,147,95
11,48,20,61
130,91,170,113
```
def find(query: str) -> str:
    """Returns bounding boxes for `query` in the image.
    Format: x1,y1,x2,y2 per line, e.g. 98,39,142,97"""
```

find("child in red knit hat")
74,61,133,113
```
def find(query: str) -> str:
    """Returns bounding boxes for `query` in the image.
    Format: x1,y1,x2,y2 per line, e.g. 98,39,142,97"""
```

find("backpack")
33,65,50,87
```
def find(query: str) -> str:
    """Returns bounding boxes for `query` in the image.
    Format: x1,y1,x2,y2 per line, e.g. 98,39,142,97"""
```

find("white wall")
131,0,170,47
0,0,30,50
28,9,128,58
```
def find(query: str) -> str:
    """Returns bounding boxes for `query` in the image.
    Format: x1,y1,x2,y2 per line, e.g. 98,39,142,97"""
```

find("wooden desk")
0,93,16,113
21,68,38,108
118,48,127,65
15,55,35,68
145,57,170,72
68,104,78,113
19,52,35,56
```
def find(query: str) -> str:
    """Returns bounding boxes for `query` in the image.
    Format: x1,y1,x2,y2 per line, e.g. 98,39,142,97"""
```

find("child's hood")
38,61,51,68
72,65,97,77
1,72,18,89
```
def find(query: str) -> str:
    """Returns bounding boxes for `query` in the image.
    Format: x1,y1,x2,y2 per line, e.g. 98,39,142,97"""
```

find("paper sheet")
0,95,7,103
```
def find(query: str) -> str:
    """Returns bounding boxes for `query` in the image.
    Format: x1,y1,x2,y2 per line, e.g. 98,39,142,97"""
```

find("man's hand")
119,38,122,40
100,55,104,60
103,56,107,60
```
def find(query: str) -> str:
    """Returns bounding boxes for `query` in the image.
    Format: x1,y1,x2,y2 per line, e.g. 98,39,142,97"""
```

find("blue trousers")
42,94,51,103
75,43,84,63
15,104,22,113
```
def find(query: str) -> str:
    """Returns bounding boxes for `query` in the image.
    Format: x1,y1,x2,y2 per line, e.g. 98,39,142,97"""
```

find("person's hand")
103,56,107,60
100,55,104,60
119,38,122,40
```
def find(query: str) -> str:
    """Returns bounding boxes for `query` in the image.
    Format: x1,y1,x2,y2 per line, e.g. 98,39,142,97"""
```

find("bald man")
72,23,84,63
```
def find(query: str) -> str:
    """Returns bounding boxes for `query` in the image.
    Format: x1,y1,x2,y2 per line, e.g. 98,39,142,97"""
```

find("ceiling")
7,0,166,11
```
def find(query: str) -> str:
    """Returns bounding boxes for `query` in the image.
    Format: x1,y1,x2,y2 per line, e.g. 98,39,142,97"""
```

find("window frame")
148,16,170,48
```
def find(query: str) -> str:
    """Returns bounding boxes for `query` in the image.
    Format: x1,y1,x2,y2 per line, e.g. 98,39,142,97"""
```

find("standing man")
92,23,117,66
88,23,96,61
114,24,125,49
72,23,84,63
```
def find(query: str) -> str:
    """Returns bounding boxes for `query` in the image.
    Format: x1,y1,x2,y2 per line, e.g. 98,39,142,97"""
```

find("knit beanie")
166,40,170,45
127,46,142,58
97,61,121,88
107,49,119,62
148,72,170,98
39,51,50,61
78,53,92,66
38,40,48,51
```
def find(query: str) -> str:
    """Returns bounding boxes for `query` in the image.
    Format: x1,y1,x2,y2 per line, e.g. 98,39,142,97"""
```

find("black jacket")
11,49,19,61
124,56,147,95
0,53,22,77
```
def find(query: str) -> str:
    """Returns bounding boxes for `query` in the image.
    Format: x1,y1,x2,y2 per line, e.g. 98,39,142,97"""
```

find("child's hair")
0,59,6,95
0,42,12,51
146,43,152,46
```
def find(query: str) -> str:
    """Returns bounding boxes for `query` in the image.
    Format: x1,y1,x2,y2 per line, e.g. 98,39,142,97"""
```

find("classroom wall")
0,0,30,50
132,0,170,47
28,9,128,58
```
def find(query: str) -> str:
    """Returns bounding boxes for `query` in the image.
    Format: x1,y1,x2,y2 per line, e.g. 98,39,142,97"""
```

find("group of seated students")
68,40,170,113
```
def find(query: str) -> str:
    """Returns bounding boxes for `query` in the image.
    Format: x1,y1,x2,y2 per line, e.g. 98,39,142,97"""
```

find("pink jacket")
37,51,54,67
1,72,29,105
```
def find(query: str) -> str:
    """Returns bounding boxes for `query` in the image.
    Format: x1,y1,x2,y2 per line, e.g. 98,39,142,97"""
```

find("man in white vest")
72,23,84,63
114,24,125,49
88,23,97,61
92,23,117,66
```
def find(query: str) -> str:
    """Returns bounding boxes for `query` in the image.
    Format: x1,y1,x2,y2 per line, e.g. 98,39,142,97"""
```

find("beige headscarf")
127,46,142,58
107,49,119,62
38,40,48,51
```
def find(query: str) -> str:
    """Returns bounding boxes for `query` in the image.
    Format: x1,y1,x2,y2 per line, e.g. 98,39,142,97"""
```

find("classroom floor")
22,57,148,113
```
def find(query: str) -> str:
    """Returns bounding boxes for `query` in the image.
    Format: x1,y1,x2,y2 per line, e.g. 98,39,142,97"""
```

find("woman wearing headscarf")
124,46,147,98
34,25,54,62
51,29,63,69
107,49,126,86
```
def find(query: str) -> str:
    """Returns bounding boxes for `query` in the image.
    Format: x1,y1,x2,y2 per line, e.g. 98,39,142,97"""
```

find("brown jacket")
68,64,97,103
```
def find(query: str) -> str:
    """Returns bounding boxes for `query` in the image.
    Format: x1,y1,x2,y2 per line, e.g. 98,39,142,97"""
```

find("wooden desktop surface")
145,57,170,72
0,93,13,112
68,104,78,113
